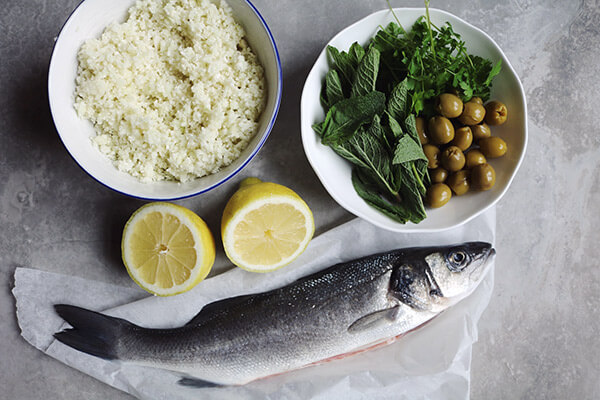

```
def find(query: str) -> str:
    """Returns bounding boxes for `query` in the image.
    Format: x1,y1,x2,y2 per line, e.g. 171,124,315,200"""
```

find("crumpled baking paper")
13,208,495,400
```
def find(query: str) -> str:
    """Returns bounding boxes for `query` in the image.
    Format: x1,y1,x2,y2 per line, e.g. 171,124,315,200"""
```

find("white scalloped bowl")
301,8,527,232
48,0,282,200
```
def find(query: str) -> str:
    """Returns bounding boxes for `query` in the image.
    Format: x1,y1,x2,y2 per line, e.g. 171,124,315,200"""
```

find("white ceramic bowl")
48,0,282,200
301,8,527,232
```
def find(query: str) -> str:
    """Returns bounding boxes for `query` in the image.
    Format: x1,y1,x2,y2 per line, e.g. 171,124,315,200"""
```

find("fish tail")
54,304,135,360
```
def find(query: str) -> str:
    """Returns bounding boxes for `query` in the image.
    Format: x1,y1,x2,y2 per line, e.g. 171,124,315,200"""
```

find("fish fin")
347,306,401,334
53,304,136,360
177,377,224,388
185,294,256,326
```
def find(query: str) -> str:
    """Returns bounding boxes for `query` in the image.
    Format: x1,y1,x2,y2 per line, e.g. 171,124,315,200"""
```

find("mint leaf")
330,121,399,196
312,121,325,137
397,163,427,222
323,69,345,108
352,169,410,223
351,47,380,97
320,91,385,145
312,109,332,138
387,114,404,139
348,42,366,66
345,126,396,195
392,135,428,164
327,46,356,89
387,79,410,121
402,114,421,145
366,114,391,151
327,44,366,90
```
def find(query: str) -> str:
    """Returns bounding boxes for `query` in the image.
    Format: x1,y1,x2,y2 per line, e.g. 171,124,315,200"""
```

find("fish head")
388,242,494,310
425,242,495,299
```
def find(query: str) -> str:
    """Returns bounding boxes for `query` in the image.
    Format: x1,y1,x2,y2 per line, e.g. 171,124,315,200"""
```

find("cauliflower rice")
74,0,266,182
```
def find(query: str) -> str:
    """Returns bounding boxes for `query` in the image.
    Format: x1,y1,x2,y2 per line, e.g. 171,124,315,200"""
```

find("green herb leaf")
352,169,411,223
351,47,381,97
344,126,397,195
414,159,430,192
349,42,366,66
366,114,391,151
402,114,421,144
392,135,428,164
387,79,410,122
327,46,356,89
387,114,404,139
312,109,333,138
484,60,502,86
330,132,370,170
320,91,386,145
323,69,345,108
327,43,367,91
313,121,325,137
397,163,427,223
372,22,406,52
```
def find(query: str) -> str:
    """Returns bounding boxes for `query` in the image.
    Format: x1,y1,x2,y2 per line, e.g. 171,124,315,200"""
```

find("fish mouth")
476,246,495,262
461,241,495,262
468,243,495,280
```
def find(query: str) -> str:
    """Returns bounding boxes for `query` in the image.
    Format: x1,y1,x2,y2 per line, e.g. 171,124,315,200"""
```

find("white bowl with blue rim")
301,8,527,232
48,0,282,200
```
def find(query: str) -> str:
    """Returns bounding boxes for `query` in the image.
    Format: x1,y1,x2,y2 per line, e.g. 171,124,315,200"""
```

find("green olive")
447,170,470,196
484,101,508,125
423,144,441,169
430,167,448,183
428,116,455,145
465,149,487,169
415,116,428,144
471,123,491,141
458,102,486,125
450,126,473,151
441,146,466,172
436,93,463,118
478,136,508,158
426,183,452,208
471,163,496,191
470,97,483,105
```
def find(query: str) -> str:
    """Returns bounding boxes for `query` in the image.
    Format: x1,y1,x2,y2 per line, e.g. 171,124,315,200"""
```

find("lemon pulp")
222,178,314,272
122,203,215,296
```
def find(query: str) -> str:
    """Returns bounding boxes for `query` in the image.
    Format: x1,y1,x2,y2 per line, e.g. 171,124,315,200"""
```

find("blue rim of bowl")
47,0,283,202
300,7,528,233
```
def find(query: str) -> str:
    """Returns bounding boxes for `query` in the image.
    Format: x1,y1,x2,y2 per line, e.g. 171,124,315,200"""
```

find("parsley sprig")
373,5,502,116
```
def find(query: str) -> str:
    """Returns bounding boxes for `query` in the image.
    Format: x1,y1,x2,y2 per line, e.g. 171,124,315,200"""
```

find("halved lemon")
221,178,315,272
121,202,215,296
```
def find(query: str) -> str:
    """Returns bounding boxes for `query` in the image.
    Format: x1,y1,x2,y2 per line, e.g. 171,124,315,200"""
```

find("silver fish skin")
54,242,494,386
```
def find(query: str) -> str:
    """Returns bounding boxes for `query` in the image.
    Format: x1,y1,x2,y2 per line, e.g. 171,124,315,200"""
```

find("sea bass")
54,242,494,387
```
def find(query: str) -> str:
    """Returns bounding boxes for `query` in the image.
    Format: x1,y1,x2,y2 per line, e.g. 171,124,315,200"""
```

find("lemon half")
221,178,315,272
122,202,215,296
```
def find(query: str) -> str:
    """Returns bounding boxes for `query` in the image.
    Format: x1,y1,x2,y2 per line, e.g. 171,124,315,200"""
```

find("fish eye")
452,252,465,263
446,250,470,272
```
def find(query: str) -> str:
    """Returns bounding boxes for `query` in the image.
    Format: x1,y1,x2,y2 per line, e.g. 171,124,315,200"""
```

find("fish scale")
54,242,494,386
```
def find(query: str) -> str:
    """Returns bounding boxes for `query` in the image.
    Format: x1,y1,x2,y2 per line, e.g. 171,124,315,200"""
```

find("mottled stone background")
1,0,598,399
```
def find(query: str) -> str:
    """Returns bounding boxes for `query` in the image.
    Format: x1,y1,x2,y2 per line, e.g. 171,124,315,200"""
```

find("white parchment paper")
13,208,495,400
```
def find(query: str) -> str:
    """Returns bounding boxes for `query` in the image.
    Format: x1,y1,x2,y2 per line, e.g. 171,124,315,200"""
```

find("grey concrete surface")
1,0,599,399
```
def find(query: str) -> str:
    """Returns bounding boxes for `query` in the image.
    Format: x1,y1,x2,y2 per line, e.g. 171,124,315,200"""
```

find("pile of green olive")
417,93,509,208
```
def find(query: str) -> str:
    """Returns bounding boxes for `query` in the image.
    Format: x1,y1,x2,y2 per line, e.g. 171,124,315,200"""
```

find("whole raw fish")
54,242,494,387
